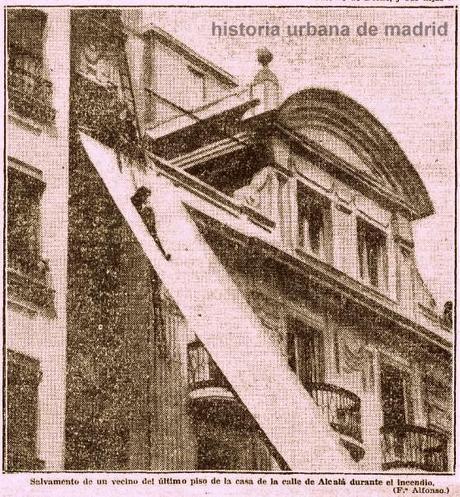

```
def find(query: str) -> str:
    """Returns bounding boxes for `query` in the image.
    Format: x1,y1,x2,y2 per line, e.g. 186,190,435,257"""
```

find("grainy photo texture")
4,4,455,477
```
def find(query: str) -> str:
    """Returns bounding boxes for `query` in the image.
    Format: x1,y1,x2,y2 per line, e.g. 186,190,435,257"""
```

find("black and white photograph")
2,2,456,495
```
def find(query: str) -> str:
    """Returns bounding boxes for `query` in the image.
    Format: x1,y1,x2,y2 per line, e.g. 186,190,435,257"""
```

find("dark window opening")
357,218,388,289
380,363,412,427
287,321,363,446
7,167,45,279
424,377,451,435
8,9,46,70
297,183,332,261
287,319,324,387
196,430,271,471
380,365,448,472
6,350,44,471
187,341,227,389
187,146,266,196
197,435,239,470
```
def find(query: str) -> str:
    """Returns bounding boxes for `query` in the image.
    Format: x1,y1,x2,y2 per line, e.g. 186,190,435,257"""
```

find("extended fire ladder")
83,15,360,471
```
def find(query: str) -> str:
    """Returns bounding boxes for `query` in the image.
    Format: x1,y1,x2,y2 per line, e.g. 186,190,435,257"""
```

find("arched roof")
276,88,434,220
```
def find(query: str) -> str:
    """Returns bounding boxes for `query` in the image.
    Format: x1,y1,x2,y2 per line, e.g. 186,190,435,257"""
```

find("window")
7,9,55,123
197,433,240,470
297,183,332,261
6,350,44,471
7,166,45,278
287,319,324,387
424,378,451,435
380,363,413,427
380,365,448,472
8,9,46,75
357,218,388,289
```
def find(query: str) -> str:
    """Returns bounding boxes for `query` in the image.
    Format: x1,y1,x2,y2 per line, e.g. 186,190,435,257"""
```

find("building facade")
5,7,453,472
6,8,70,470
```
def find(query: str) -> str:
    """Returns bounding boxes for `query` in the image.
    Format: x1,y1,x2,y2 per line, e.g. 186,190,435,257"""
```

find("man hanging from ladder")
131,186,171,261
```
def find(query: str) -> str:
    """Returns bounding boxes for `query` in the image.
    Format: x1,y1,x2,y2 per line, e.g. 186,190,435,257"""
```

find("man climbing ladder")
131,186,171,260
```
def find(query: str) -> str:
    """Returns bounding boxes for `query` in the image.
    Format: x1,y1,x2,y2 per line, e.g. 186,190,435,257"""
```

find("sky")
144,6,455,306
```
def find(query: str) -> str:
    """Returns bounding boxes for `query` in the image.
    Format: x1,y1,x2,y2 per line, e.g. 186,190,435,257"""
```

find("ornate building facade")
6,8,453,472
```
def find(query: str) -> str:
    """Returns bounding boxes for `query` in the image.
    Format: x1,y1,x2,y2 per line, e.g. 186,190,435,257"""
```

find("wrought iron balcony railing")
7,259,55,313
381,423,448,472
187,343,363,442
187,341,230,391
8,44,55,124
305,382,363,444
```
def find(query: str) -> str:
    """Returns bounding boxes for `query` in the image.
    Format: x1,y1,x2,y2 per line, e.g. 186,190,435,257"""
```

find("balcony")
381,423,448,472
305,383,363,443
8,44,55,125
187,341,254,428
7,257,55,313
187,341,231,392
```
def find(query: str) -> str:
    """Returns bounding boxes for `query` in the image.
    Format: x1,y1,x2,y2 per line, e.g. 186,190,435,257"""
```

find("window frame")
296,181,333,263
423,376,451,435
7,9,47,61
286,318,325,387
7,162,46,279
357,217,388,290
6,349,44,471
7,9,55,124
379,360,414,428
76,41,122,93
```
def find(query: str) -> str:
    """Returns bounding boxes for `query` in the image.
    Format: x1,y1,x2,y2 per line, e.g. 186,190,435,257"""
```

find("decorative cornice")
192,210,451,353
169,133,253,170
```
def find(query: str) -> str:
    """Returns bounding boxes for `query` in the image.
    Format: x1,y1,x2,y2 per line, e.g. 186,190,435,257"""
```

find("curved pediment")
299,126,387,182
276,88,433,220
